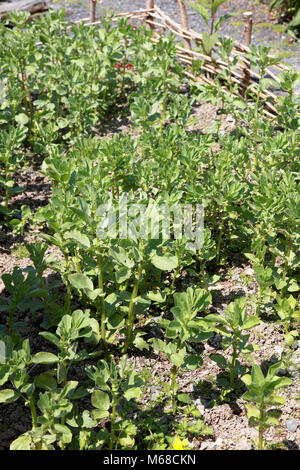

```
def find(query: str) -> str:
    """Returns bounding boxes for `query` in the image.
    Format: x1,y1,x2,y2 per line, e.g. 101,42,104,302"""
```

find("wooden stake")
177,0,191,50
243,12,253,92
243,11,253,47
90,0,96,23
146,0,154,30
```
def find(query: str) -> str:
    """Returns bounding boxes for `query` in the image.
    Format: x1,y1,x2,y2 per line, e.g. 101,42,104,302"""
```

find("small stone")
236,437,252,450
150,386,162,401
215,437,222,447
274,345,283,358
291,340,299,350
278,368,288,376
194,399,205,415
232,274,240,281
270,354,279,364
286,419,299,433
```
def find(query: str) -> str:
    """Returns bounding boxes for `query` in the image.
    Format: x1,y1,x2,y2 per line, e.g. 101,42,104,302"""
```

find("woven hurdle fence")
72,0,294,118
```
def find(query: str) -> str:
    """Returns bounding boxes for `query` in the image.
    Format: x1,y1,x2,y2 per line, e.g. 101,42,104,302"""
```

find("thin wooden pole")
243,11,253,47
146,0,154,30
242,11,253,92
90,0,96,23
177,0,191,50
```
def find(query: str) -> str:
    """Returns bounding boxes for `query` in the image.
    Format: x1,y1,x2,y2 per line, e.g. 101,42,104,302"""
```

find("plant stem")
171,364,179,413
258,404,264,450
109,399,117,450
159,80,168,142
97,241,106,349
171,337,181,413
29,396,37,431
230,340,237,387
280,235,293,298
216,217,224,265
167,266,179,306
64,253,71,314
122,261,142,354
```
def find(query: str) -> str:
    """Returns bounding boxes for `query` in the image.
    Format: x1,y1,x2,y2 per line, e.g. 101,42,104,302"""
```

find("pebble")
270,354,279,364
274,345,283,358
286,419,299,433
278,368,288,376
194,400,205,415
236,437,252,450
150,386,163,401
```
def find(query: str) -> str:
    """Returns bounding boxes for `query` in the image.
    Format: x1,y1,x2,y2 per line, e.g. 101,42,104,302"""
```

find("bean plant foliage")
0,8,299,451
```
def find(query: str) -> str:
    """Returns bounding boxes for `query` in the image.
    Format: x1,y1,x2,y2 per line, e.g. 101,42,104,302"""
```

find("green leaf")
243,315,261,330
10,434,32,450
124,387,141,401
170,349,186,367
151,254,178,271
91,390,110,411
34,372,57,391
177,393,191,404
151,338,169,354
185,2,209,24
0,365,10,386
53,424,72,444
210,353,227,368
31,352,59,364
65,231,90,249
15,113,29,126
39,332,60,347
0,389,19,403
182,353,203,370
133,335,149,351
202,32,218,55
290,9,300,27
115,267,132,284
251,364,265,387
69,273,93,291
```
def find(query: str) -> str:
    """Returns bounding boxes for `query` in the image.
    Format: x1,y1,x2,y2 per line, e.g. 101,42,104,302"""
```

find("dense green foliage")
0,10,299,450
269,0,300,28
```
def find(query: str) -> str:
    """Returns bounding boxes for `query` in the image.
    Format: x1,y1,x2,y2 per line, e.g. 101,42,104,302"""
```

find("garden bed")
0,7,299,451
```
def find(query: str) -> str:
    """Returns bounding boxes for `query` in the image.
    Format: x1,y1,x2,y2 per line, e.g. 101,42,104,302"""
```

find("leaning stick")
177,0,191,50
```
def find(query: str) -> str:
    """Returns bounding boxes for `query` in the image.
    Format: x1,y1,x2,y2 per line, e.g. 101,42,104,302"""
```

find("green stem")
230,341,237,387
159,81,168,142
171,365,178,413
280,235,293,298
29,396,38,431
64,254,71,314
216,218,224,265
258,404,264,450
167,266,179,306
171,337,181,414
4,164,9,209
122,262,142,354
109,399,117,450
97,242,106,349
